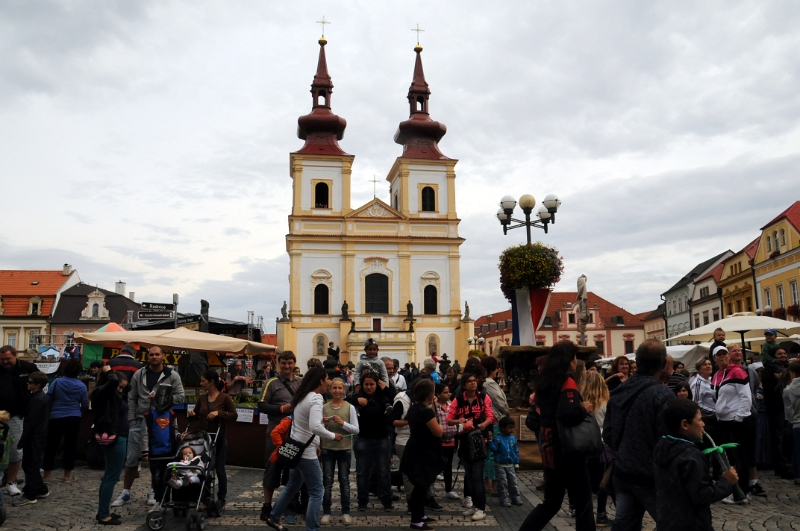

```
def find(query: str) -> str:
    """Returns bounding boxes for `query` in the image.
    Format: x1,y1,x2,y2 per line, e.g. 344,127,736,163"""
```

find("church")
276,36,474,368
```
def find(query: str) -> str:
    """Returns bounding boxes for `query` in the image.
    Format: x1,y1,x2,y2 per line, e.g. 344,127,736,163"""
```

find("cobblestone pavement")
3,466,799,530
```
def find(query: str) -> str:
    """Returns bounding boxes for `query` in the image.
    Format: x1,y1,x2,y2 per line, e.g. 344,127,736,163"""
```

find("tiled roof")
760,200,800,232
0,270,70,296
697,262,724,283
641,303,666,321
0,297,55,317
50,283,140,324
662,251,729,295
742,237,760,260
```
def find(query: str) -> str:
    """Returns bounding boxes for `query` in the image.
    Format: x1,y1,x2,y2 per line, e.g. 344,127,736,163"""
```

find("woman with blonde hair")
580,371,613,527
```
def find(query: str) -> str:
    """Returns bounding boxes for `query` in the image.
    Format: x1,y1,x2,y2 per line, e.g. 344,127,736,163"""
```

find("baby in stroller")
167,446,206,489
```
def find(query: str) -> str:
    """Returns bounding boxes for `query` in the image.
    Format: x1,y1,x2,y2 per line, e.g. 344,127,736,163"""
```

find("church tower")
278,39,472,369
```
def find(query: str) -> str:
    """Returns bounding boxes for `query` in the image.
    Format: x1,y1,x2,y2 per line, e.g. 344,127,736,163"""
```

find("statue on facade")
280,301,288,321
464,301,470,320
342,300,349,320
407,300,414,320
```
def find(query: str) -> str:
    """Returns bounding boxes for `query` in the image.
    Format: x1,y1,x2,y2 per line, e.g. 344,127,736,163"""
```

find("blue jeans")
270,458,324,531
354,436,392,506
612,473,658,531
793,427,800,479
321,449,351,515
98,436,127,519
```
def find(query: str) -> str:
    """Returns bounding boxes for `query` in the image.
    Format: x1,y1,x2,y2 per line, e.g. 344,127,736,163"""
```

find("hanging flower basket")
498,243,564,301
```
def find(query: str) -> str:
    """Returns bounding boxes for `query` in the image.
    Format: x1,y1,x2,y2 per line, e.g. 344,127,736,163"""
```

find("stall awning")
74,327,277,354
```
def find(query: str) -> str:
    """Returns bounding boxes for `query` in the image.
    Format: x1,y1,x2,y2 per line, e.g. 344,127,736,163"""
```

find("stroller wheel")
197,512,206,530
186,509,197,531
146,511,166,531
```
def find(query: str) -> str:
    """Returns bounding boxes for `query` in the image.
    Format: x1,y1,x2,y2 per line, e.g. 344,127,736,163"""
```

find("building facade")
690,263,725,328
753,201,800,320
50,282,141,343
276,39,472,368
641,303,666,341
0,265,80,351
474,291,645,358
718,237,759,317
663,251,731,342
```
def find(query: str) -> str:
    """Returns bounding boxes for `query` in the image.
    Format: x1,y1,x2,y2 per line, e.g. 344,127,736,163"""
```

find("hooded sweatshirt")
602,373,674,486
653,435,732,531
783,377,800,428
353,353,389,386
710,365,751,422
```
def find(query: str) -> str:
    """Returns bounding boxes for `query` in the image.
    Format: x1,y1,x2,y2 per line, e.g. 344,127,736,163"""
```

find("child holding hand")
488,416,522,507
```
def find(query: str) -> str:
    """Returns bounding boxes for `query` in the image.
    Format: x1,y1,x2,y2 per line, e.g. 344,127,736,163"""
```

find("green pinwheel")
703,432,745,499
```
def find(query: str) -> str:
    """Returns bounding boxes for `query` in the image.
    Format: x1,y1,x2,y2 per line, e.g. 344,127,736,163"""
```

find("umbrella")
665,314,800,351
73,327,277,354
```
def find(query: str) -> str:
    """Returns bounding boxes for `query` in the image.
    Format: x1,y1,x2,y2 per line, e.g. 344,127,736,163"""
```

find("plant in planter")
498,243,564,345
788,304,800,319
773,307,787,320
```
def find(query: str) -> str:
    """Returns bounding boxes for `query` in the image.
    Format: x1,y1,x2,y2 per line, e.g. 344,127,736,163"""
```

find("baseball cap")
713,345,729,357
364,338,379,349
764,328,777,336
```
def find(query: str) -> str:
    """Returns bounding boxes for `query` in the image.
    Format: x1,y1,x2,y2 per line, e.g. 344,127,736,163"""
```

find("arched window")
781,229,786,246
365,273,389,314
315,182,329,208
314,284,329,315
424,285,437,315
416,96,425,112
317,90,326,106
767,235,772,252
421,186,435,212
92,303,99,318
394,193,399,210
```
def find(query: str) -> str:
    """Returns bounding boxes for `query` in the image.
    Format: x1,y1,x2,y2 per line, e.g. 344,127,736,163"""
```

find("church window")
416,96,425,112
92,303,99,318
421,186,435,212
314,284,329,315
394,193,399,210
315,182,329,208
423,285,437,315
365,273,389,314
317,90,326,106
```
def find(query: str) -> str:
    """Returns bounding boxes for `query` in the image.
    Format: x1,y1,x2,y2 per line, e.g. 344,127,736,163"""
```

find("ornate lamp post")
496,193,561,244
467,336,485,354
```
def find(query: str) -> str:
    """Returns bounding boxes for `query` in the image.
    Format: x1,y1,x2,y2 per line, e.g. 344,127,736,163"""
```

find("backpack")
455,392,489,462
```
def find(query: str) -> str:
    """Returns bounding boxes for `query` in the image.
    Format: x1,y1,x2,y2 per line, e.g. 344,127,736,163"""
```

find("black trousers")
718,418,753,497
519,458,595,531
442,445,456,493
22,439,47,498
43,416,82,472
409,479,430,524
768,411,788,474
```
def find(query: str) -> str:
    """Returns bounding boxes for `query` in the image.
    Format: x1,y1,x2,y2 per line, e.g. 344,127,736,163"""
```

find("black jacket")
603,373,674,485
91,371,129,438
19,390,49,447
0,359,39,417
346,386,396,439
761,359,786,416
653,436,732,531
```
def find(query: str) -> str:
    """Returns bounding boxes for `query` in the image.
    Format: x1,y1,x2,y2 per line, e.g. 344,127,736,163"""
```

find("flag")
511,288,552,346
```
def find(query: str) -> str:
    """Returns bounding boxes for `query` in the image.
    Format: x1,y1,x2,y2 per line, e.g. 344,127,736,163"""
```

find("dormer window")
28,297,43,316
767,235,772,252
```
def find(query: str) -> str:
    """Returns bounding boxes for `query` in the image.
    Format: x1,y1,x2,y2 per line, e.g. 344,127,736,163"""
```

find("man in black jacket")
603,340,674,531
763,347,791,478
12,370,50,506
0,345,39,497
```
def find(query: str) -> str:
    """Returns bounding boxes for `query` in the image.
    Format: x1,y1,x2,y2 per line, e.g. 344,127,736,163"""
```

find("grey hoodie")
128,365,185,421
353,353,389,386
783,377,800,428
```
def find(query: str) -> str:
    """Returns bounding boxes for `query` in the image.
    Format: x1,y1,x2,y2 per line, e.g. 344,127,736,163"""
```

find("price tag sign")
236,408,254,423
187,404,196,414
259,413,270,425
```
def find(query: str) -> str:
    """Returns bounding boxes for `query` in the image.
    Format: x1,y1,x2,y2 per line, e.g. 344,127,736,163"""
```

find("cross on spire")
411,23,424,45
369,175,380,198
317,16,331,37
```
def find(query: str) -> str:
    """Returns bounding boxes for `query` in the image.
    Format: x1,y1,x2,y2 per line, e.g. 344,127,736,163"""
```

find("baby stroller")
144,386,223,531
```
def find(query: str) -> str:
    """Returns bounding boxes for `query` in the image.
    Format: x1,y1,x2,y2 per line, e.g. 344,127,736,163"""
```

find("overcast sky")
2,1,799,328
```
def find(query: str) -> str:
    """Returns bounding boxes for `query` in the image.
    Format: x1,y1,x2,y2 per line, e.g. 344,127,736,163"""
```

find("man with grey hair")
382,357,406,391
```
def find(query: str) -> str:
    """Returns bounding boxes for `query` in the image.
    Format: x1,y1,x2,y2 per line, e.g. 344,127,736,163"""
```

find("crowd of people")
0,328,799,531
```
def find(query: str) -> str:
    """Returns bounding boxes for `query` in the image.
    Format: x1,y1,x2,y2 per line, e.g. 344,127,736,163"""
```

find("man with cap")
711,345,753,503
107,344,143,382
761,329,780,363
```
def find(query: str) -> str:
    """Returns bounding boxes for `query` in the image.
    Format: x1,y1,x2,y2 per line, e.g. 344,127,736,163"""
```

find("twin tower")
277,38,472,368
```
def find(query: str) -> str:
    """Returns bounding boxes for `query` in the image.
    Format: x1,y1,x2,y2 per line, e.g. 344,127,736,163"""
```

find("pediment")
346,198,407,220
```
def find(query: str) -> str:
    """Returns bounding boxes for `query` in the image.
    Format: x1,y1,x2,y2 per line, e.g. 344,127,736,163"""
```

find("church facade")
276,38,473,368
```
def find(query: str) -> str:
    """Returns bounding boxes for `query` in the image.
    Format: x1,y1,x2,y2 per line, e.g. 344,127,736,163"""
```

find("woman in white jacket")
266,368,343,531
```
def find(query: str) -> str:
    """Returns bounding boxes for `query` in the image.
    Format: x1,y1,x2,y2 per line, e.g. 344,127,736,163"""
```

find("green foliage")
498,243,564,301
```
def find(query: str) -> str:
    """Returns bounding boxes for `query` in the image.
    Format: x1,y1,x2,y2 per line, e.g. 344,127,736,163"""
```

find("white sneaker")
436,474,444,480
342,514,353,526
110,492,131,507
320,514,331,525
461,507,476,517
462,496,473,508
472,509,486,521
147,489,156,506
5,483,21,497
445,491,460,500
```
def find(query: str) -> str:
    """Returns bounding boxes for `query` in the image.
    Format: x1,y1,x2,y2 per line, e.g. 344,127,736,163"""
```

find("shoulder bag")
276,421,316,469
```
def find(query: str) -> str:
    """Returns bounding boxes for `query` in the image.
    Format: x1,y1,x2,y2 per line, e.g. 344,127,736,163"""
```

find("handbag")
276,423,316,469
557,413,603,458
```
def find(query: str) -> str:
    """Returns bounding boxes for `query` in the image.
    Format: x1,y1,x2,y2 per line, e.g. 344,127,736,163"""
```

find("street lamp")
496,193,561,244
467,336,485,354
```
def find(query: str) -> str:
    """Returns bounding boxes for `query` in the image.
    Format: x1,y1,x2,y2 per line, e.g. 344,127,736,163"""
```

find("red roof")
697,262,724,283
0,270,71,296
742,237,760,260
760,201,800,232
262,333,278,346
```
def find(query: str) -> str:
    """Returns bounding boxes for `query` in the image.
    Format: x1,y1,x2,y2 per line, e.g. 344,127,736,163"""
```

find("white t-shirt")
392,373,407,391
290,392,337,460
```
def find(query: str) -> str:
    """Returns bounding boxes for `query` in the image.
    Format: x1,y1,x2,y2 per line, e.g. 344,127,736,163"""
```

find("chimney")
62,264,72,275
115,281,126,295
128,292,135,302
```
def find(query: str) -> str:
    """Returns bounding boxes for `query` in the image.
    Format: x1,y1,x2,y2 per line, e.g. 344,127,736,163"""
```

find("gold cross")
317,16,331,37
411,23,425,45
369,175,380,198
